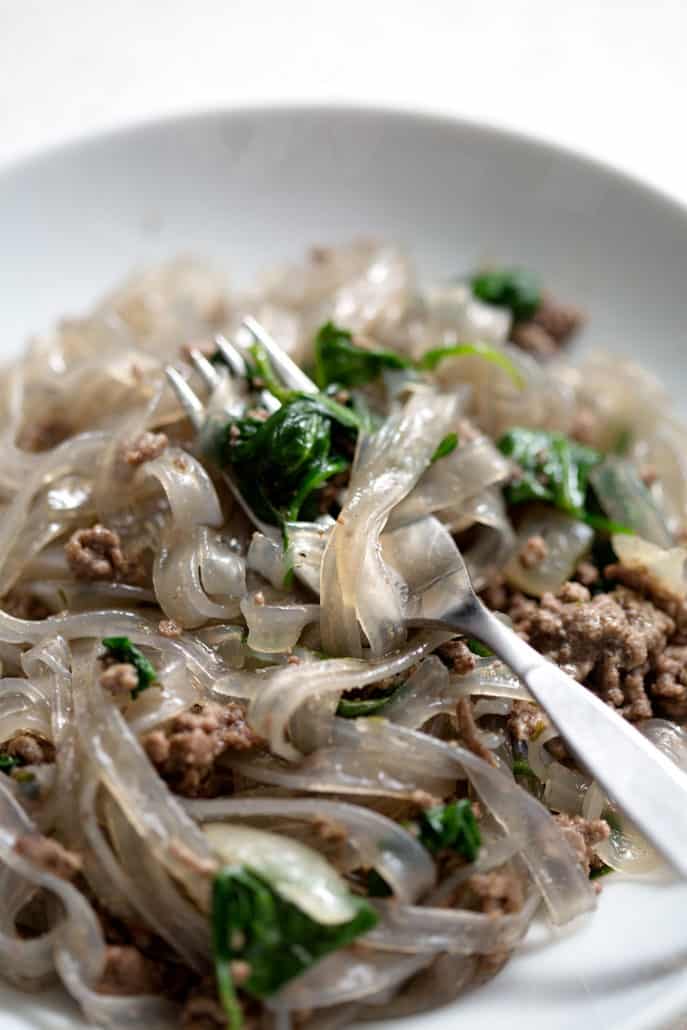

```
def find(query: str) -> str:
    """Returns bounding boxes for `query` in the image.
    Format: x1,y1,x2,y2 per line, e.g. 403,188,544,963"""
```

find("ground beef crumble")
14,833,82,881
122,431,168,466
507,700,547,741
450,865,525,916
518,534,548,569
158,618,182,638
65,524,126,581
456,698,496,765
553,813,610,877
142,701,262,797
96,945,162,996
480,550,687,721
3,731,55,765
437,638,477,675
510,293,584,359
99,662,139,696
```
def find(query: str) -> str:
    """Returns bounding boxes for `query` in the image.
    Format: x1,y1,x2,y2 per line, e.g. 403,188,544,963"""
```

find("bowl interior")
1,106,687,398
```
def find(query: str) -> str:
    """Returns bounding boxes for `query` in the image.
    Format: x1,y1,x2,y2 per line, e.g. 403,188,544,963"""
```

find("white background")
1,0,687,206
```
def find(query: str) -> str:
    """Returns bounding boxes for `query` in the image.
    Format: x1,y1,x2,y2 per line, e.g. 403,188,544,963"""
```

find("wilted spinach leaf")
470,267,542,321
314,321,411,389
212,865,377,1023
216,396,359,526
416,341,524,387
101,637,157,699
416,799,481,861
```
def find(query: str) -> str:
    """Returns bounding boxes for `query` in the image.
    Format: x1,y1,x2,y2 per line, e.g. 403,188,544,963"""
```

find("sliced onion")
590,457,673,547
505,506,594,597
390,435,510,528
204,822,362,924
184,796,434,904
611,533,687,599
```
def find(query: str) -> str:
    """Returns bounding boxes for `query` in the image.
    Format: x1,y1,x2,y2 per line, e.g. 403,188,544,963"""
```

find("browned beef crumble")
65,524,126,581
14,833,82,881
510,293,584,359
96,945,163,996
518,534,548,569
510,322,558,359
17,418,72,453
99,662,139,696
553,814,610,877
574,560,600,587
456,698,496,765
509,585,672,720
158,618,183,638
450,865,525,917
123,431,169,466
1,589,52,620
3,731,55,766
507,700,547,742
437,638,477,675
481,559,687,721
142,701,262,797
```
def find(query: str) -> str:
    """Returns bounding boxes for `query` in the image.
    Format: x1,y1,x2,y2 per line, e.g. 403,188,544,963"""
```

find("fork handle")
470,605,687,879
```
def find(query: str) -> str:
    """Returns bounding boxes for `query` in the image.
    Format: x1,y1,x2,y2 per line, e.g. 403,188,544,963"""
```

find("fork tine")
164,365,206,431
214,334,248,378
189,347,222,390
242,315,318,395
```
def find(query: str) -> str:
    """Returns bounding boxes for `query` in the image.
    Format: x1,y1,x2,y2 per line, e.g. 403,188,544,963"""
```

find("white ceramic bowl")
1,105,687,1030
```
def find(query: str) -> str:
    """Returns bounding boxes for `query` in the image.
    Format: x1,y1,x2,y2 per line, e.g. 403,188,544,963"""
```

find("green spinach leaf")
470,267,541,321
496,426,632,535
416,341,524,387
430,432,459,464
314,321,411,389
101,637,157,699
416,799,481,861
498,427,602,514
0,753,17,773
212,865,377,1022
217,396,357,526
337,685,402,718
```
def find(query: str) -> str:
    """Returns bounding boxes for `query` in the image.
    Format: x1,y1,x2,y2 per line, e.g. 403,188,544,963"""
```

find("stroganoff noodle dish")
1,241,687,1029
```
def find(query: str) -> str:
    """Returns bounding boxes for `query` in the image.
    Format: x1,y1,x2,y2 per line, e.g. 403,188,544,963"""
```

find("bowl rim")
1,100,686,227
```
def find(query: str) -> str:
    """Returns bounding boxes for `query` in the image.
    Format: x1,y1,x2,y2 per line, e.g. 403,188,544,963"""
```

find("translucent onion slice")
611,533,687,600
581,720,687,875
505,506,594,597
589,457,673,547
582,782,660,875
204,822,362,924
184,797,434,904
389,435,510,528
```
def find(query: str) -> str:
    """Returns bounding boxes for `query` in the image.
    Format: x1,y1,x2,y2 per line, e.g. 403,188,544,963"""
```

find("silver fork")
165,318,315,536
167,319,687,878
